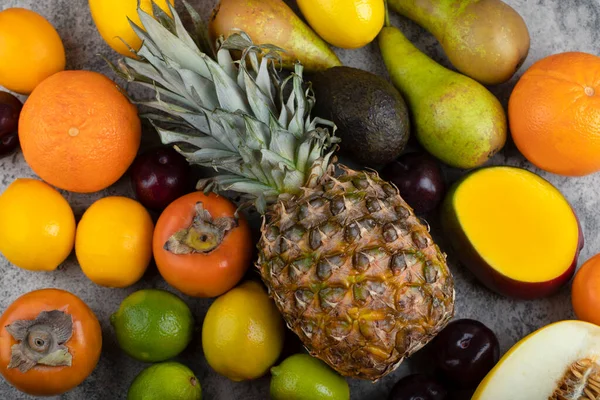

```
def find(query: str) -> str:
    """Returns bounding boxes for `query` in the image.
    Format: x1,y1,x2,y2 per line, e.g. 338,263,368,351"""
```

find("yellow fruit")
75,197,154,288
0,179,75,271
89,0,174,57
297,0,385,49
202,281,285,381
0,8,66,94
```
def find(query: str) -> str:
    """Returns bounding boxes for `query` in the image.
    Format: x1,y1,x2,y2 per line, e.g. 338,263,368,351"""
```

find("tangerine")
509,52,600,176
19,70,141,193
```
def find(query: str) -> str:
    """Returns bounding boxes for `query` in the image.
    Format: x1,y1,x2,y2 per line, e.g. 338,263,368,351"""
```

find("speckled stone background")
1,0,599,399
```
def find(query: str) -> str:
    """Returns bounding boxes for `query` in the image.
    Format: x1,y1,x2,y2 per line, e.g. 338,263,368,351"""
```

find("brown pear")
209,0,342,72
389,0,530,85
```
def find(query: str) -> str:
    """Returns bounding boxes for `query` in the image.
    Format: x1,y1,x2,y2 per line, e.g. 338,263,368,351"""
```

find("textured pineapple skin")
257,166,455,380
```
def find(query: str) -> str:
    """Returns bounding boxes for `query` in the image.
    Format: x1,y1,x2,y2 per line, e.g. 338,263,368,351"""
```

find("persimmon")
0,289,102,396
153,192,253,297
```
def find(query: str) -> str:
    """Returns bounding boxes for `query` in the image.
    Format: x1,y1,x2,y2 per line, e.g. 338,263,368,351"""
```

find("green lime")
127,361,202,400
111,289,193,362
270,354,350,400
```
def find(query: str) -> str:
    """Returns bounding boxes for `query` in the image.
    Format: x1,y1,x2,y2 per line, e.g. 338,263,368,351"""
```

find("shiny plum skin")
130,146,191,211
0,92,23,157
432,319,500,389
381,152,445,214
388,374,448,400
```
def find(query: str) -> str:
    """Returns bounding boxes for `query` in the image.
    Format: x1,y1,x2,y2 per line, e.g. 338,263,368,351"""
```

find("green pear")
208,0,341,72
389,0,530,85
378,25,506,169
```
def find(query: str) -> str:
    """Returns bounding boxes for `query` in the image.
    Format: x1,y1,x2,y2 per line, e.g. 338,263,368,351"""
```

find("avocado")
308,66,410,167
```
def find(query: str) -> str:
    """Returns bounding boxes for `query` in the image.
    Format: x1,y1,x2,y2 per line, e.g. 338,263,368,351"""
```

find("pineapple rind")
258,167,455,380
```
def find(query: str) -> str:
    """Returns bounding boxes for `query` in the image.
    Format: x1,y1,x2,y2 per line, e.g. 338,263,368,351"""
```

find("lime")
127,361,202,400
111,289,193,362
270,354,350,400
201,280,284,381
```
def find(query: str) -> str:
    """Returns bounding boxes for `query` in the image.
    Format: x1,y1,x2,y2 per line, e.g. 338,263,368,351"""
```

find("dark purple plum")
381,152,445,214
433,319,499,389
388,374,448,400
130,146,191,210
0,91,23,157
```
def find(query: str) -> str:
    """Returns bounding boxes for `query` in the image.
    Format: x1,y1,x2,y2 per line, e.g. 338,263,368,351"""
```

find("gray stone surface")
0,0,599,399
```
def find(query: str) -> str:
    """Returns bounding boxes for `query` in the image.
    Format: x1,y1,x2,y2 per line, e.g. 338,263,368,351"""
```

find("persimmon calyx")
164,201,238,254
5,310,73,373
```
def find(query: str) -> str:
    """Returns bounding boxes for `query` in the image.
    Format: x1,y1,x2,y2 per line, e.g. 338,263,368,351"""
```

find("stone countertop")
1,0,599,399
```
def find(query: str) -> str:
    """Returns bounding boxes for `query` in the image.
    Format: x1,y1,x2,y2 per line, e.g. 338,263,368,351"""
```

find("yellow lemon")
0,8,66,94
0,179,75,271
89,0,174,58
76,196,154,288
202,281,285,381
297,0,385,49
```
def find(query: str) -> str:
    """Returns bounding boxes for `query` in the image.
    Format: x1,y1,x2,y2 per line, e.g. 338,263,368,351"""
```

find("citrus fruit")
572,253,600,326
75,197,153,288
508,51,600,176
19,70,141,193
270,354,350,400
297,0,384,49
0,289,102,396
111,289,194,362
0,178,75,271
0,8,65,94
127,362,202,400
202,280,284,381
153,192,253,298
89,0,174,58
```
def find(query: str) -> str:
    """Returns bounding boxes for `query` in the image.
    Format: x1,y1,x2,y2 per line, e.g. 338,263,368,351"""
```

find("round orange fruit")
509,52,600,176
0,8,65,95
19,70,141,193
572,253,600,326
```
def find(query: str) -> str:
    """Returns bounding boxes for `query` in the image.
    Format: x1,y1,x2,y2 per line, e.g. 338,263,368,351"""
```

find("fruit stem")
384,0,391,28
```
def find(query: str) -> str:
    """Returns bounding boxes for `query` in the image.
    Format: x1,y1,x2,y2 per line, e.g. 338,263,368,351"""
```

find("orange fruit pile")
18,70,141,193
509,52,600,176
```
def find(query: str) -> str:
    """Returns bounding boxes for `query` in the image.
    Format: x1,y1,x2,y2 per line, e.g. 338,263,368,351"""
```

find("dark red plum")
381,152,445,214
130,146,191,211
388,374,448,400
0,91,23,157
433,319,499,389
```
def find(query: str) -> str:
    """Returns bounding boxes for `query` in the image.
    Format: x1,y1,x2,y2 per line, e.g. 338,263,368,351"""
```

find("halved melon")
441,167,583,299
473,320,600,400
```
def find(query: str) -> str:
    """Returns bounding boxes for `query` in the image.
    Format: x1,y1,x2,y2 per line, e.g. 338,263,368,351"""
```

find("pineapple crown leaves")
108,0,339,213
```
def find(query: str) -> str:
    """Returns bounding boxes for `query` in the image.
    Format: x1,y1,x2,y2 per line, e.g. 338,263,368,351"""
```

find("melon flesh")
473,320,600,400
454,167,579,282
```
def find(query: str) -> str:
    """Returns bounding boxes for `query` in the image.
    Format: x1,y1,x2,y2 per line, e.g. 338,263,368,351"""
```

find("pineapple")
115,2,455,380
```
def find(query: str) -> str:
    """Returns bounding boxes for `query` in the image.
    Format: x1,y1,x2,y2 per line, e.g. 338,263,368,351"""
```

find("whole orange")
0,8,65,95
572,253,600,326
19,71,141,193
509,52,600,176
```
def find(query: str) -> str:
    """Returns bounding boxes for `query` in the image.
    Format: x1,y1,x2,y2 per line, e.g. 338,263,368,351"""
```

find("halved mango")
473,320,600,400
441,166,582,299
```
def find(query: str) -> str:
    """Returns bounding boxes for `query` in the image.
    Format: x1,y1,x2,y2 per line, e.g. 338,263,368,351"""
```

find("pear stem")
384,0,391,28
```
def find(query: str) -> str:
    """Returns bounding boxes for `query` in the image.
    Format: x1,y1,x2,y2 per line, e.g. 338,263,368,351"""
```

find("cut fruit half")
441,166,583,299
473,320,600,400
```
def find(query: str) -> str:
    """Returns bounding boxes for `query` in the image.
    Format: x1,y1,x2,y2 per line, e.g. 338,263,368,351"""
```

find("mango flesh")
389,0,530,85
208,0,341,72
378,26,506,169
473,320,600,400
441,167,582,299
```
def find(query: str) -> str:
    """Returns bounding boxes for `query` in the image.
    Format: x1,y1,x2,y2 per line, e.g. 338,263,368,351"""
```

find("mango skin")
378,27,506,169
389,0,530,85
209,0,341,72
440,167,584,299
